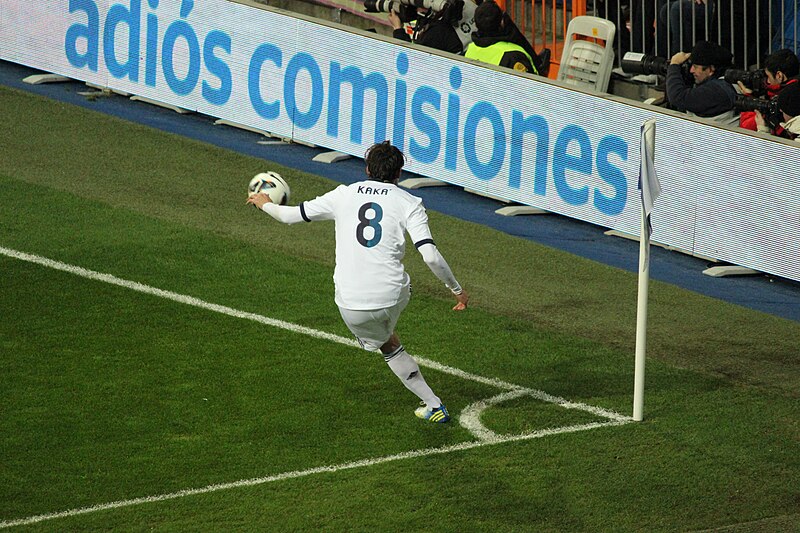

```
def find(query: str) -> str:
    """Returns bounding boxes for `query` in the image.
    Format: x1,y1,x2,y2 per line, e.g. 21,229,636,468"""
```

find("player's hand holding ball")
246,192,272,210
247,171,290,210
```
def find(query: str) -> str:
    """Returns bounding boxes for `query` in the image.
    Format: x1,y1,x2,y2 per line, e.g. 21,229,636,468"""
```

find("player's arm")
407,201,468,310
246,192,305,224
416,240,469,311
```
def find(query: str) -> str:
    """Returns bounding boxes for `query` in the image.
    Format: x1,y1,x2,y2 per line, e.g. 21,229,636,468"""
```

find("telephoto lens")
620,52,669,77
363,0,400,13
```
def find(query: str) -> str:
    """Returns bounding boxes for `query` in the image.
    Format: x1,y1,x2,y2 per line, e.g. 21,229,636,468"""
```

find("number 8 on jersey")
356,202,383,248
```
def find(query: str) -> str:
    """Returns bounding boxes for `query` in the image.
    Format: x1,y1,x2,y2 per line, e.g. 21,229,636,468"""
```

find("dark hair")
777,80,800,117
365,141,405,183
764,49,800,79
474,0,503,36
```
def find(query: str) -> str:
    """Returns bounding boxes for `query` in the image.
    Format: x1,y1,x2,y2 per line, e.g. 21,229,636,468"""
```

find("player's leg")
377,287,448,421
337,288,449,422
380,334,450,423
379,333,442,410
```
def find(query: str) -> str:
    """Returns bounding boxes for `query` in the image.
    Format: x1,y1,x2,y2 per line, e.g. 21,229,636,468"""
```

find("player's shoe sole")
415,403,450,423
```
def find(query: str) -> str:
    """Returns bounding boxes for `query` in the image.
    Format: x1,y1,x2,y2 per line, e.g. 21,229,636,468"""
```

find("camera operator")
388,3,464,55
755,80,800,143
736,49,800,132
665,40,737,121
464,1,538,75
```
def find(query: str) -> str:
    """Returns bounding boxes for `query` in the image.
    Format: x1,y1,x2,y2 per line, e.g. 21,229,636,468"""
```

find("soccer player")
246,141,469,423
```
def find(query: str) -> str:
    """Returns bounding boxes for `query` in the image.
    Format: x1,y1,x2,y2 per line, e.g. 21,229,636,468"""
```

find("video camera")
724,68,768,97
734,94,783,129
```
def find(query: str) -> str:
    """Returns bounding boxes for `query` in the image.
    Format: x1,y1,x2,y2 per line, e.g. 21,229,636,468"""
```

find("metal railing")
498,1,798,70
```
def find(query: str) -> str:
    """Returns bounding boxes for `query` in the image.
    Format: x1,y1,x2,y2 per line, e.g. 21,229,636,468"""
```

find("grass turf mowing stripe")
0,418,629,529
0,244,629,423
0,244,632,527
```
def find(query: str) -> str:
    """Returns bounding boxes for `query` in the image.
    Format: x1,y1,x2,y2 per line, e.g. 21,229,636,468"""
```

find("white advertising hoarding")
2,0,799,281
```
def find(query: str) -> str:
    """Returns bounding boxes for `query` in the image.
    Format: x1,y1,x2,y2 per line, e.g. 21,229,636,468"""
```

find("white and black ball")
248,171,291,205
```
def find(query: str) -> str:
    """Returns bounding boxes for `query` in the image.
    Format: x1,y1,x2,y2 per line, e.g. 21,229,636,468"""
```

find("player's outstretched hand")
246,192,272,210
452,290,469,311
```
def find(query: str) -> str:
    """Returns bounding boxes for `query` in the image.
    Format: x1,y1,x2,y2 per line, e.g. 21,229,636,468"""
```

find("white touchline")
0,246,633,528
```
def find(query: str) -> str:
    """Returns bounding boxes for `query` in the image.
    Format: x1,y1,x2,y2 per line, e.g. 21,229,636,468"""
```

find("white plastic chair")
557,16,616,93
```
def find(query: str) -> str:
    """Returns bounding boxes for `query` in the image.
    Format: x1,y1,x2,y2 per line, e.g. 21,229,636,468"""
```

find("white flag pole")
632,206,650,421
633,119,659,422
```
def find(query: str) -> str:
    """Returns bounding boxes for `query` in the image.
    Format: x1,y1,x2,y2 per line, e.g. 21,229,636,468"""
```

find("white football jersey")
300,180,433,310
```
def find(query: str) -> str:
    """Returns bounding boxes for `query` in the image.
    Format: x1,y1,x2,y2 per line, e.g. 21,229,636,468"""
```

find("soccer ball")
248,171,291,205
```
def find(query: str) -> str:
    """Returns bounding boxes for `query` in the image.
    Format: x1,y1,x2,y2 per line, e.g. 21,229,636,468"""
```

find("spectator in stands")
756,79,800,142
389,4,463,55
464,0,538,75
714,1,771,69
596,1,657,56
656,0,716,57
739,49,800,131
665,40,737,120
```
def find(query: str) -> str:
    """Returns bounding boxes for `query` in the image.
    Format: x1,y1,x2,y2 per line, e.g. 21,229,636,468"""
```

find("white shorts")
338,285,410,352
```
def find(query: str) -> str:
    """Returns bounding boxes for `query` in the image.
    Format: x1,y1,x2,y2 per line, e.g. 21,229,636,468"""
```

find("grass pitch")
0,85,798,532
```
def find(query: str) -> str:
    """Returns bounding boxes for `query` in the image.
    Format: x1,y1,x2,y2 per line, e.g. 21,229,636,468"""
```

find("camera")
366,0,477,52
363,0,416,21
621,52,693,84
734,95,783,128
363,0,451,15
725,68,767,96
621,52,670,77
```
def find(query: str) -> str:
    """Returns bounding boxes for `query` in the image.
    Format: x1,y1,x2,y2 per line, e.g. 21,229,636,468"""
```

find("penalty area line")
0,420,629,529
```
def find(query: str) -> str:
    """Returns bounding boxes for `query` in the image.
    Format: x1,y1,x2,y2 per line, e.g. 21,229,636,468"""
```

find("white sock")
384,346,441,409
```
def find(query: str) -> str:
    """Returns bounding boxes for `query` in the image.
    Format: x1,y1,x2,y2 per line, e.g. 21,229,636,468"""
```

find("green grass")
0,85,798,532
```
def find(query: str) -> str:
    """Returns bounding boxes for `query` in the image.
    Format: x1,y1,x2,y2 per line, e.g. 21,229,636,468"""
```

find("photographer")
756,80,800,143
737,49,800,132
464,1,538,75
388,3,464,55
665,40,737,121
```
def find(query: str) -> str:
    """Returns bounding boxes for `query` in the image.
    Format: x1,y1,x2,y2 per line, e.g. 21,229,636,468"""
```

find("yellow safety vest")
465,41,537,75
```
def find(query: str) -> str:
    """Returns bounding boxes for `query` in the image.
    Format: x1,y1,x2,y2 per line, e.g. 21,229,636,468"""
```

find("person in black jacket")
665,40,736,119
389,4,464,55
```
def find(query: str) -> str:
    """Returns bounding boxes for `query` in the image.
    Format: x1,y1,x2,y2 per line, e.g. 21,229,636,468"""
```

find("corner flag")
633,118,660,422
638,120,662,238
